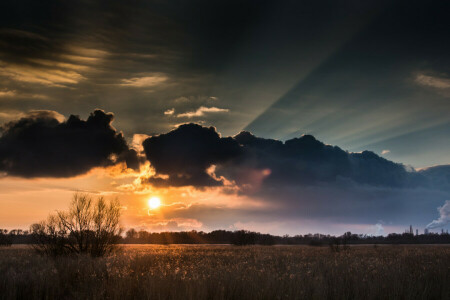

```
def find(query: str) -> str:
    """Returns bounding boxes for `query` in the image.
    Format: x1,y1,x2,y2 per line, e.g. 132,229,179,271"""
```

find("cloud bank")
0,110,138,177
1,112,449,228
142,124,427,189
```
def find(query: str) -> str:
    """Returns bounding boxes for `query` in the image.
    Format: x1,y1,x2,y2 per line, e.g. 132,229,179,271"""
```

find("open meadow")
0,245,449,300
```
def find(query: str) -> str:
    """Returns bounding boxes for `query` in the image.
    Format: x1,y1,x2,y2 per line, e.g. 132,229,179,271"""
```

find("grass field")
1,245,449,300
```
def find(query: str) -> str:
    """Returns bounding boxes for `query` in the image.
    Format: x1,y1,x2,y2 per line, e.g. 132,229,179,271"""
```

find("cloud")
177,106,229,118
0,28,105,87
0,89,16,97
25,110,65,122
0,61,85,87
142,124,242,186
415,73,450,89
0,110,65,126
381,149,390,155
164,108,175,115
426,200,450,229
370,223,385,236
121,75,168,87
140,124,426,190
174,97,189,103
418,165,450,191
0,109,139,177
131,134,151,153
229,131,414,188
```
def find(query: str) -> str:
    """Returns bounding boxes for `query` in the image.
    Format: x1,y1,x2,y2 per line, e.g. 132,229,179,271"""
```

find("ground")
1,245,449,299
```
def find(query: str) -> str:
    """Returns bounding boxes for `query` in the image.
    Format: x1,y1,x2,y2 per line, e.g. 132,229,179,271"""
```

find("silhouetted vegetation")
6,227,450,247
28,193,122,256
119,229,450,245
0,229,13,247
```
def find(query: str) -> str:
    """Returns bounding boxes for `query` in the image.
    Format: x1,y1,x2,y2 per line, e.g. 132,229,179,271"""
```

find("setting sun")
148,196,161,209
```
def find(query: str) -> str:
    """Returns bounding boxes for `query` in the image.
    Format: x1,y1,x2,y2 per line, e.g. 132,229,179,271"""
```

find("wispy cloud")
0,89,16,97
0,110,24,122
0,61,85,87
121,74,168,87
381,150,390,155
177,106,229,118
0,35,106,87
0,89,49,100
164,108,175,115
415,73,450,89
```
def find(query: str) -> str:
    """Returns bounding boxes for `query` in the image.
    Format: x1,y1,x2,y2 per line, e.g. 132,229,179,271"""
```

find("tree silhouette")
30,193,122,257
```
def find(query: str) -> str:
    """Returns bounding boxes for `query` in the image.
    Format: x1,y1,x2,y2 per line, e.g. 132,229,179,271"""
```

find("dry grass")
0,245,449,300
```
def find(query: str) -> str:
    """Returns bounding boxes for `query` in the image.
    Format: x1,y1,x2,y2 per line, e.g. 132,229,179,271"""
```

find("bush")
30,193,122,257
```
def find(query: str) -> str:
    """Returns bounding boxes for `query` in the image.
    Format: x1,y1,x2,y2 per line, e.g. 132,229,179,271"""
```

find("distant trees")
230,230,257,245
0,229,12,246
4,217,450,248
121,229,275,246
230,230,275,245
30,193,122,257
126,228,138,239
118,229,450,246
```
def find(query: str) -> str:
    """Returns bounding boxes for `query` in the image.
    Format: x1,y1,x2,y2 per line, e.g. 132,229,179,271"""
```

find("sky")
0,0,449,235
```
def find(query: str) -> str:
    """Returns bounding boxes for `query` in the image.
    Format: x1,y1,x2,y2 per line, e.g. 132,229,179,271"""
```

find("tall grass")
0,245,449,299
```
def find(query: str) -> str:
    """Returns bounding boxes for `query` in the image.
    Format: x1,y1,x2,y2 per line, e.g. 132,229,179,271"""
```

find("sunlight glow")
148,196,161,209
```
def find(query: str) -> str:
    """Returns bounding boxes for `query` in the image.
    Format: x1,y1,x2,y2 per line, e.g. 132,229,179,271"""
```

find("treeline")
121,229,450,245
2,228,450,246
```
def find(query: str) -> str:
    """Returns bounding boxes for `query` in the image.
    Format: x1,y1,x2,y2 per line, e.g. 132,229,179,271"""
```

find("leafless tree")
30,193,122,257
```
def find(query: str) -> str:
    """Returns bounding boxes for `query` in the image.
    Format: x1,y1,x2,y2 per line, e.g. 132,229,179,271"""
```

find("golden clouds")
0,34,108,87
176,106,229,118
0,61,85,86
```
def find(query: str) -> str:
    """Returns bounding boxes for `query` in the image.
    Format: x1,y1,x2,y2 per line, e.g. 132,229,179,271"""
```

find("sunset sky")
0,0,449,235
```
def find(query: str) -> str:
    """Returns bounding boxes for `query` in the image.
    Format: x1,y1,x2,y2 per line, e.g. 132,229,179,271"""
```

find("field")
1,245,449,300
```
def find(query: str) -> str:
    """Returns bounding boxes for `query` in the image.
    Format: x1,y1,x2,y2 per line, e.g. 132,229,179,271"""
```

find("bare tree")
30,193,122,257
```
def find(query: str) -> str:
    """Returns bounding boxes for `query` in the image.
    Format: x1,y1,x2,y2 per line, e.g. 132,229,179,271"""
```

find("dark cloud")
0,109,138,177
142,124,419,189
418,165,450,191
234,131,416,188
142,123,242,186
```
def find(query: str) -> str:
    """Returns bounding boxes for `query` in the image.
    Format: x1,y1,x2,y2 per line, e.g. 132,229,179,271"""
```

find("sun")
148,196,161,209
